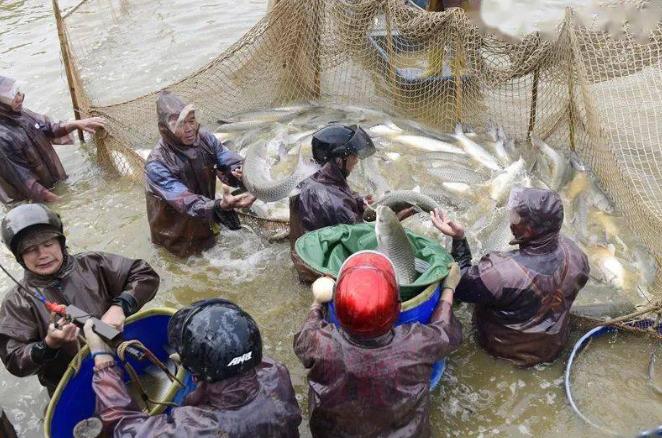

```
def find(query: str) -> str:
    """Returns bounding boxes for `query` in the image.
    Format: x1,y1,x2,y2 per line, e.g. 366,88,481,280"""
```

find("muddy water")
2,1,661,437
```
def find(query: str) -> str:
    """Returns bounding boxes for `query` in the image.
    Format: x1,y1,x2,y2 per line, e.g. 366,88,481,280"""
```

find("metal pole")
52,0,85,143
527,67,539,140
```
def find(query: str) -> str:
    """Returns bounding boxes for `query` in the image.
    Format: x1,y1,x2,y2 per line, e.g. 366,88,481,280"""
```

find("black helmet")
1,204,64,260
168,299,262,383
311,124,376,164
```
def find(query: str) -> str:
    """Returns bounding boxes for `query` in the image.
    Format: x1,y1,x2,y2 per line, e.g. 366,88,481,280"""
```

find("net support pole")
52,0,85,143
527,67,539,140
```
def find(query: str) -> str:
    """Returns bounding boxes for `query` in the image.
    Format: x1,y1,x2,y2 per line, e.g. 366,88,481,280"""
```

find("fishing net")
57,0,662,295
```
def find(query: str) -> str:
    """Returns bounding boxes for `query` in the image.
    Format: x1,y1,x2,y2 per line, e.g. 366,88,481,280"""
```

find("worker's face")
345,154,360,174
10,91,24,112
21,238,64,276
174,112,198,146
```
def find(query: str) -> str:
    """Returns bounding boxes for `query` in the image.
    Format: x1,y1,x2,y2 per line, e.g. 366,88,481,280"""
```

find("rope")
116,340,183,411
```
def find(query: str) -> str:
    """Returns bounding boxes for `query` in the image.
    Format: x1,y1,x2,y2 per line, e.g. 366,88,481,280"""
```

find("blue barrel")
45,307,196,438
327,282,446,389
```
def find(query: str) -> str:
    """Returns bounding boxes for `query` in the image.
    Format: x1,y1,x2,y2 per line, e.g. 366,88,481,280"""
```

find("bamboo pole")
52,0,85,143
527,67,539,140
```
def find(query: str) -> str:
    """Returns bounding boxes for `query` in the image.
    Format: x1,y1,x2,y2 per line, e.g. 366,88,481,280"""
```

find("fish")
242,141,319,202
375,205,418,284
631,245,657,289
364,190,441,221
587,243,627,290
453,124,502,171
401,212,451,248
392,134,466,155
385,152,401,161
489,158,526,204
476,209,514,254
442,182,472,196
530,136,569,191
286,129,316,145
135,148,152,160
368,122,403,138
428,165,487,185
216,119,276,132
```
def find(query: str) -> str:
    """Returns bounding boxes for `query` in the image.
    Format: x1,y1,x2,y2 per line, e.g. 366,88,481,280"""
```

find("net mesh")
58,0,662,295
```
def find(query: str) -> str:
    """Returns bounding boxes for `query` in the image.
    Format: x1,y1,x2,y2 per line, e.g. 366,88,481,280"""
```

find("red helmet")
334,251,400,339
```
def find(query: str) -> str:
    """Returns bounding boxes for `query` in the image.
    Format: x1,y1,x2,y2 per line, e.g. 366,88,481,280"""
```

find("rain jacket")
289,162,366,282
0,76,71,204
0,252,159,395
144,92,243,257
92,357,302,437
294,302,462,438
452,188,590,366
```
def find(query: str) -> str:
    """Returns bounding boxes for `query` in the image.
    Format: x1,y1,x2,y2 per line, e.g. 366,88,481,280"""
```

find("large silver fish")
530,136,569,191
242,141,319,202
364,190,441,221
428,165,487,185
453,124,502,171
375,205,418,284
392,134,465,155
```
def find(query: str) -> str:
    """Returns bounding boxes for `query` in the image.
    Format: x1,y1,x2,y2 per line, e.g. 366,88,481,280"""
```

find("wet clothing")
93,357,302,437
451,188,590,366
0,252,159,395
0,76,71,204
144,92,243,257
289,162,365,281
294,303,462,438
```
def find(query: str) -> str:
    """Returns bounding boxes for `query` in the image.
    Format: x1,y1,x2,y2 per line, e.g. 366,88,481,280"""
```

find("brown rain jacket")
452,188,590,366
0,252,159,395
294,303,462,438
0,76,70,204
289,162,366,282
93,357,302,437
144,92,243,257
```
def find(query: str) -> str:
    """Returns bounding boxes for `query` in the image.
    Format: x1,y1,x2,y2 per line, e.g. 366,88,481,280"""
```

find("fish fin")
454,123,464,136
217,119,234,125
607,243,616,256
412,185,421,193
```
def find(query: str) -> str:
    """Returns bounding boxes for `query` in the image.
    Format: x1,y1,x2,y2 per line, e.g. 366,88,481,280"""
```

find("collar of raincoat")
507,187,564,253
184,368,260,409
0,75,19,112
156,91,199,150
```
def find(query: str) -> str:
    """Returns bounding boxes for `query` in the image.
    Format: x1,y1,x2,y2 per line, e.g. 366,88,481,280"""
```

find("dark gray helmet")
1,204,64,259
311,124,376,164
168,299,262,383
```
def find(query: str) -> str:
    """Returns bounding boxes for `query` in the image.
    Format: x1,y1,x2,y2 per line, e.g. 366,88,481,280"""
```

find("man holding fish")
431,186,590,366
144,91,256,257
289,124,415,281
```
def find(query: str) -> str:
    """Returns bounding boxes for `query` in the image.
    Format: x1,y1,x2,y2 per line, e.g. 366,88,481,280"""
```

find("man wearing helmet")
290,124,403,281
0,204,159,395
294,251,463,437
85,299,301,436
144,91,256,257
431,187,590,366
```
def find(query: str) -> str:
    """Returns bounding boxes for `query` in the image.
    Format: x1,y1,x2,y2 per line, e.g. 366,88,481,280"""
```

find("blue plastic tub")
45,308,196,438
327,282,446,389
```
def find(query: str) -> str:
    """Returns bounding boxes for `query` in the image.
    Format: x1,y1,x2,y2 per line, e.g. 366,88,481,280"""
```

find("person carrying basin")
289,124,413,281
144,91,256,257
294,251,462,438
431,186,590,366
85,299,302,437
0,204,159,396
0,75,106,204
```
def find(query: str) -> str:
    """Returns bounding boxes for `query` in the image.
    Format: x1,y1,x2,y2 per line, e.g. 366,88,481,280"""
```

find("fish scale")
375,206,418,284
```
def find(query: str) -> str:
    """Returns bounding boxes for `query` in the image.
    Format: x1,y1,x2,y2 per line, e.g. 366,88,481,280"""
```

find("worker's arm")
293,304,333,369
145,160,216,219
451,237,501,304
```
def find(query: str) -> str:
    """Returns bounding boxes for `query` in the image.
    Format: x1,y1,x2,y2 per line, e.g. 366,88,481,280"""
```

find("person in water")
144,91,255,257
86,299,302,437
294,251,463,437
289,124,414,281
0,204,159,395
431,186,590,366
0,75,105,204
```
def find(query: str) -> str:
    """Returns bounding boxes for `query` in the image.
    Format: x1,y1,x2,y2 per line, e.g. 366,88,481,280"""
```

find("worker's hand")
311,276,335,304
396,206,416,221
363,195,374,207
218,187,256,210
431,208,465,239
75,117,106,134
42,190,61,203
45,315,79,349
101,305,126,331
83,320,112,354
